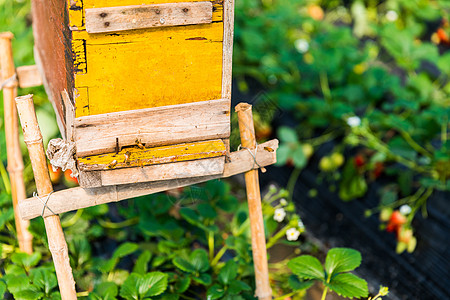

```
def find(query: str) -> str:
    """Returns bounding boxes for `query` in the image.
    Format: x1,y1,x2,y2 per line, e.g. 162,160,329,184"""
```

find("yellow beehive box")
32,0,235,187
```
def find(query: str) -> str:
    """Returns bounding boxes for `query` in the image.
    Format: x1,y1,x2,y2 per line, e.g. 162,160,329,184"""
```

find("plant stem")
320,71,332,104
266,224,290,249
98,217,139,229
208,231,214,261
287,167,302,202
273,291,297,300
0,160,11,194
61,209,83,228
321,286,329,300
399,130,432,158
211,245,228,267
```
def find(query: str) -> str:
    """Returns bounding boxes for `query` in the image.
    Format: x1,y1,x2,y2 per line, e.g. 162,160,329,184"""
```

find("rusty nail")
183,8,189,12
155,9,161,14
104,22,110,27
100,12,107,18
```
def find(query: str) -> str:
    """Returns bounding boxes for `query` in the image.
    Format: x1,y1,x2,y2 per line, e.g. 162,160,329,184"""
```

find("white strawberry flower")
286,228,301,241
386,10,398,22
295,39,309,53
400,204,412,215
346,116,361,127
274,208,286,222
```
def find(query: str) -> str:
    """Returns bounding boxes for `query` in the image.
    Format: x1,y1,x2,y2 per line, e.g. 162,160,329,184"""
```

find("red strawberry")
354,154,366,167
48,163,62,184
63,170,79,187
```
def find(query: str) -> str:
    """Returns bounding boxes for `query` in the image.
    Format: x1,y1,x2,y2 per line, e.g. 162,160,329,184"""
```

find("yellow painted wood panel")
73,22,223,117
78,139,226,171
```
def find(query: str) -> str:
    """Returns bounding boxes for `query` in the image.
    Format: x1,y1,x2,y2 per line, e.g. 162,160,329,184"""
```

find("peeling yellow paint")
78,139,226,170
68,0,84,29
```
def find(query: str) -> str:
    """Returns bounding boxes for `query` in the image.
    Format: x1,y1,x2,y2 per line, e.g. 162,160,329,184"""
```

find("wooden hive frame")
32,0,236,188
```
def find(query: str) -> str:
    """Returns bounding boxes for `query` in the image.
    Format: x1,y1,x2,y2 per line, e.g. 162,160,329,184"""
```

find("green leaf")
93,282,119,300
325,248,362,277
292,146,307,168
288,255,324,280
143,272,169,297
30,268,57,294
120,272,168,299
14,290,44,300
100,243,139,273
326,273,368,298
11,252,41,268
275,144,291,166
0,281,6,298
192,273,212,285
190,249,209,273
112,242,139,260
197,203,217,219
288,275,314,291
207,284,225,300
4,274,30,293
228,281,251,295
132,251,152,275
218,260,238,286
278,127,298,143
174,276,191,293
120,274,140,300
172,257,195,273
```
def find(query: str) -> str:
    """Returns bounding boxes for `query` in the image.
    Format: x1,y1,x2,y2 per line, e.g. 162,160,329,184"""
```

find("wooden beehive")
32,0,235,188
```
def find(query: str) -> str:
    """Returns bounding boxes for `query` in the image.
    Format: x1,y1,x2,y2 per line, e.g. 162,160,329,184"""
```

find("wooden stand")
236,103,272,300
16,95,77,300
0,32,33,254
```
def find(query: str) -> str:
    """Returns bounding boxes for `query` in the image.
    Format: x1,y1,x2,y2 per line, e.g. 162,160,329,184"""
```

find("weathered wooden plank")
32,0,73,129
72,22,223,117
19,139,278,220
74,99,230,157
222,0,234,101
86,2,213,34
78,139,226,171
99,156,225,186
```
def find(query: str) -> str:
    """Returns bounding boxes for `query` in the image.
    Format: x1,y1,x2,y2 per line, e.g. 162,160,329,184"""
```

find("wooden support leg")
236,103,272,300
16,95,77,300
0,32,33,254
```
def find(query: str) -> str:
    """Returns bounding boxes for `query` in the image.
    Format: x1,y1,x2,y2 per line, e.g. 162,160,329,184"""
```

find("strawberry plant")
235,0,450,252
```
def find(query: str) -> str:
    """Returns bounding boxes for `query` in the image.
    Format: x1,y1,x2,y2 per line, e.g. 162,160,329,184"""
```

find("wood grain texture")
19,139,278,219
0,34,33,254
221,0,234,101
0,65,43,88
236,103,272,300
32,0,74,129
99,156,225,186
78,139,226,171
70,0,223,31
16,95,77,300
86,2,213,34
74,99,230,157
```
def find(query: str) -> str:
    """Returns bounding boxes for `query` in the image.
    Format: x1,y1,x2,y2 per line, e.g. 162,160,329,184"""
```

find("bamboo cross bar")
236,103,272,300
15,94,77,300
0,32,33,254
19,139,278,220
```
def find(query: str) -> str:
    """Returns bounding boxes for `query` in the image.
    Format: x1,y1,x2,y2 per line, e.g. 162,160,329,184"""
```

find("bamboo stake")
236,103,272,300
16,94,77,300
0,32,33,254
